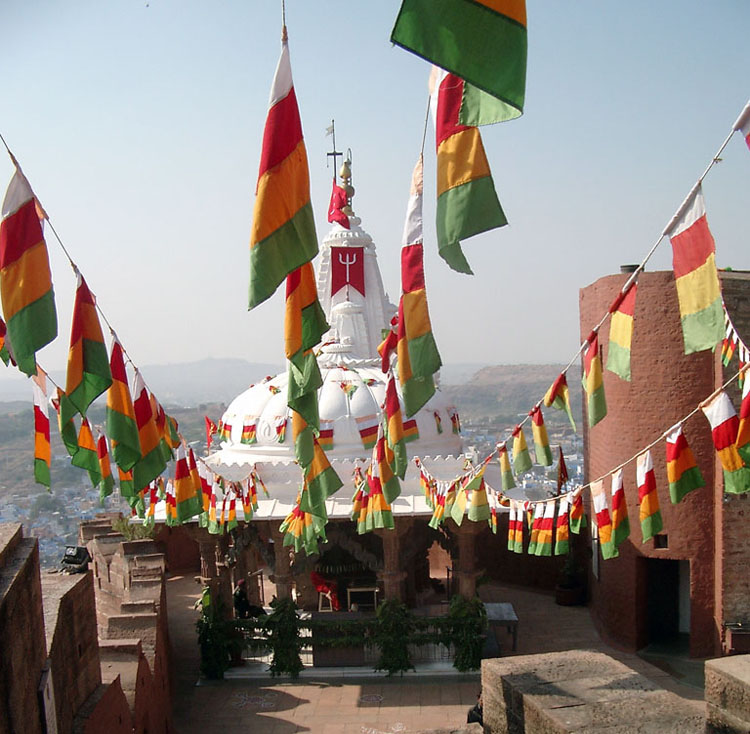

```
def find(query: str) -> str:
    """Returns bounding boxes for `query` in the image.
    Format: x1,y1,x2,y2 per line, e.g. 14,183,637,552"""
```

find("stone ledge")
706,655,750,730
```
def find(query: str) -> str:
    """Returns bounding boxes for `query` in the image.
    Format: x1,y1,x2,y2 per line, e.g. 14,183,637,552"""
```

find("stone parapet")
705,654,750,733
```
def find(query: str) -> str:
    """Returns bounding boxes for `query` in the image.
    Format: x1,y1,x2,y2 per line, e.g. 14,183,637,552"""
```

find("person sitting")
233,579,266,619
467,692,483,725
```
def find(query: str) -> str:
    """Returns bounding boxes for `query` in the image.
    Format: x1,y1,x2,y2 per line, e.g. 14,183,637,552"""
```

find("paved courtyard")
167,574,705,733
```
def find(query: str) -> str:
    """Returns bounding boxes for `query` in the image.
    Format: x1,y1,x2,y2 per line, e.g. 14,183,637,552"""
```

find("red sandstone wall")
75,677,133,734
0,526,47,734
154,525,200,573
580,271,719,657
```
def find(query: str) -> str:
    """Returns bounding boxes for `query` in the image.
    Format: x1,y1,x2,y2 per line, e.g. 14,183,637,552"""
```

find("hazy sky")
1,1,749,389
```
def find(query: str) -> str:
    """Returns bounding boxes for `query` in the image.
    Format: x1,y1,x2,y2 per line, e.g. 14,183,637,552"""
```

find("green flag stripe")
6,289,57,375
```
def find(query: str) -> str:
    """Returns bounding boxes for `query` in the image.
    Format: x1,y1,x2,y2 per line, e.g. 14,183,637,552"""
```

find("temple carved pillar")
199,539,217,581
376,519,413,603
270,528,294,601
452,521,484,599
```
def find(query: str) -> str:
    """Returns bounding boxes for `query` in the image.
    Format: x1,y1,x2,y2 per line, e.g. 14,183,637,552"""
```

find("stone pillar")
376,519,412,603
270,528,294,600
453,521,484,599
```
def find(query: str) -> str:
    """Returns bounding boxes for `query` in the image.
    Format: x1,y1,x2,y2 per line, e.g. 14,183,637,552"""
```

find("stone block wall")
705,654,750,733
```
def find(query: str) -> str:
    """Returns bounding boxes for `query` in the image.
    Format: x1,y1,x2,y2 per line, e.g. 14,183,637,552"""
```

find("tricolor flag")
666,424,705,503
449,408,461,434
543,373,576,430
465,466,490,522
372,420,401,506
636,450,663,542
327,176,350,229
609,468,630,550
498,444,516,491
569,489,587,534
0,166,57,375
248,36,318,309
73,417,101,489
736,377,750,466
606,282,637,382
240,415,258,445
274,415,287,443
664,186,724,354
530,406,553,466
96,431,115,501
395,156,442,416
363,440,396,532
106,338,141,472
118,467,134,501
511,424,532,475
434,411,443,434
527,502,544,555
356,413,379,450
590,479,617,559
296,411,343,516
534,500,555,557
391,0,527,117
430,68,507,274
385,375,408,479
403,418,420,443
508,501,524,553
173,442,202,522
702,391,750,494
318,419,334,451
554,495,570,556
583,333,607,427
32,373,50,488
0,317,10,365
62,274,112,426
131,370,168,495
733,102,750,152
556,446,569,493
280,491,327,555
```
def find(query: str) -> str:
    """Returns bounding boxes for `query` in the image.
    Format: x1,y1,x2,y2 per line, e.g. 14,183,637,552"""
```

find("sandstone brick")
706,655,750,726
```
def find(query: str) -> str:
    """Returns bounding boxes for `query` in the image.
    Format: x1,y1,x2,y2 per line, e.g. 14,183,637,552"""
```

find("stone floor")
166,574,705,734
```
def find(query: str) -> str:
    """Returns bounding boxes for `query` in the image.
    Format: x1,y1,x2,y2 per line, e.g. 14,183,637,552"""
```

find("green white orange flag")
590,479,617,559
0,166,57,376
32,372,51,488
664,185,724,354
543,373,576,430
106,337,141,472
391,0,527,117
511,424,532,475
62,274,112,427
554,496,570,556
636,450,663,542
248,36,318,309
666,424,705,503
606,282,637,381
96,431,115,501
131,370,168,495
702,391,750,494
395,155,442,416
72,417,101,489
583,333,607,427
609,468,630,550
498,444,516,491
430,67,507,274
384,375,408,480
529,406,553,466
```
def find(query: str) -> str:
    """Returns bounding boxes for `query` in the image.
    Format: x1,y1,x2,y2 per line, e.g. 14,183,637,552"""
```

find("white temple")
204,158,473,520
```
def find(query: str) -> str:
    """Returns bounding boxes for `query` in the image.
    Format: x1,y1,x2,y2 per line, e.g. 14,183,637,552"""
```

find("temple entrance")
645,558,682,645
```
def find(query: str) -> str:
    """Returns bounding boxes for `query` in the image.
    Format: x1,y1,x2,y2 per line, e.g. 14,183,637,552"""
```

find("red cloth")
311,571,341,611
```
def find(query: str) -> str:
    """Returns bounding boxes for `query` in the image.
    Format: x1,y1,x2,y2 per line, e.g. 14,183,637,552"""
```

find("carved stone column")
270,528,294,600
199,539,217,581
452,521,485,599
215,534,234,619
376,518,413,603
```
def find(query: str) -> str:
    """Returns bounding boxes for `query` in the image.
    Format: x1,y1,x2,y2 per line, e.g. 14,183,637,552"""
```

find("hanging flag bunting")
736,377,750,467
62,274,112,428
131,370,168,495
527,502,544,555
534,500,555,557
556,446,569,493
327,176,350,229
664,185,724,354
218,418,232,442
530,406,553,466
248,34,319,310
240,415,258,445
373,420,402,506
385,375,408,479
403,418,420,443
569,489,587,534
433,411,443,434
0,165,57,376
96,431,114,501
72,417,102,489
296,411,344,515
430,68,507,274
609,468,630,550
466,466,490,522
106,338,141,472
330,246,364,298
274,415,287,443
511,424,532,475
554,495,570,556
363,442,395,532
666,424,705,503
507,501,523,553
164,478,178,527
449,408,461,434
543,373,576,430
721,316,738,368
144,482,158,527
339,381,358,399
449,479,468,526
356,413,379,450
280,490,327,554
733,102,750,152
590,479,617,559
606,282,637,381
173,442,201,523
318,419,334,451
0,317,9,365
498,444,516,491
197,460,213,515
636,450,663,542
118,467,134,501
394,155,442,414
391,0,527,117
702,391,750,494
31,373,51,488
205,416,217,450
583,332,607,427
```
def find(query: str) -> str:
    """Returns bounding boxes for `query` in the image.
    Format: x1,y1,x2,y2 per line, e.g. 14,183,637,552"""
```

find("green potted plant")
372,600,414,676
555,552,586,606
446,595,488,672
264,597,303,678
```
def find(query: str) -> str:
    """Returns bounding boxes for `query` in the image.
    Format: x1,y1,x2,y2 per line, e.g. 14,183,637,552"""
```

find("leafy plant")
558,551,583,590
195,588,233,679
372,600,414,676
111,515,156,541
445,595,487,672
264,597,303,678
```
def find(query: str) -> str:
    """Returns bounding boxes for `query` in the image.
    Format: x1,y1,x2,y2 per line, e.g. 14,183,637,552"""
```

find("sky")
1,1,749,390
